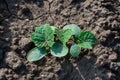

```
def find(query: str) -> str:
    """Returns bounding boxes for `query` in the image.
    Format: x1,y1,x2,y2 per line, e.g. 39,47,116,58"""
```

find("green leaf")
70,44,81,57
27,47,47,62
31,24,55,48
50,43,68,57
78,42,93,49
78,31,98,49
63,24,81,38
55,29,74,45
51,26,57,31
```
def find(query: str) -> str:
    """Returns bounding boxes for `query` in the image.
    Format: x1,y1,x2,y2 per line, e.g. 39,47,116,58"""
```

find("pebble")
108,53,117,61
107,72,116,80
13,74,19,79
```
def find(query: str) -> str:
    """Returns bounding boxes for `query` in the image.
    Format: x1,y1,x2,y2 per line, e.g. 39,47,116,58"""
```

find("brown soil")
0,0,120,80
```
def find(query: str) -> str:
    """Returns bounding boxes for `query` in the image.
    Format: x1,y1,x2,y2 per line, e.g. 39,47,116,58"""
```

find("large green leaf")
27,47,47,62
63,24,81,38
70,44,81,57
50,43,68,57
55,29,74,45
78,31,98,49
31,24,55,47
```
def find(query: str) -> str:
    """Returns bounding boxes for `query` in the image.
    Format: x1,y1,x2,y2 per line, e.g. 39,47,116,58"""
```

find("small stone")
13,74,19,79
5,38,10,42
0,48,3,60
25,19,29,21
107,72,116,80
41,74,44,77
108,53,117,61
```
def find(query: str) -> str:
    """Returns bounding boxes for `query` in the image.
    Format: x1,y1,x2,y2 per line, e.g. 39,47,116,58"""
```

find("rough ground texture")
0,0,120,80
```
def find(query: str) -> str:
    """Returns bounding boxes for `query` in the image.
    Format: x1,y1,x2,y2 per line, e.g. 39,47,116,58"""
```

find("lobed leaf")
50,43,68,57
78,31,98,49
55,29,74,45
27,47,47,62
31,24,55,48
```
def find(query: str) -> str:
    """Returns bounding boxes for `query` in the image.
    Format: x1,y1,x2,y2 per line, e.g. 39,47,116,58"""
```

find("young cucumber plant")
27,24,98,62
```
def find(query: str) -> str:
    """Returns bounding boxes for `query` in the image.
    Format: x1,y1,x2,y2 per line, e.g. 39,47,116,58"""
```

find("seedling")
27,24,98,62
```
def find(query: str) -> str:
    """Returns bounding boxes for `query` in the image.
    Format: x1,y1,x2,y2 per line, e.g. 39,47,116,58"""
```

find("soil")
0,0,120,80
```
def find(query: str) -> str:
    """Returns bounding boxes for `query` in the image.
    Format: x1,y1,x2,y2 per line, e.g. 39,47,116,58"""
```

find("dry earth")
0,0,120,80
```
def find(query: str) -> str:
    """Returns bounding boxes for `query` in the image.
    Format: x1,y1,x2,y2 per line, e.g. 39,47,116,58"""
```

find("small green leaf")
31,24,55,48
55,29,74,45
70,44,81,57
63,24,81,38
27,47,47,62
50,43,68,57
78,31,98,49
78,42,92,49
51,26,57,31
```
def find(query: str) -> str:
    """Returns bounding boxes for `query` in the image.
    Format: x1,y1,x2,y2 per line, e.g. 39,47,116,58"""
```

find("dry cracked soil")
0,0,120,80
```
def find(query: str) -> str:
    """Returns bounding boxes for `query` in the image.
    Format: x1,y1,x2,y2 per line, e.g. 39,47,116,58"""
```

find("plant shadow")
56,55,97,80
52,50,97,80
0,2,12,68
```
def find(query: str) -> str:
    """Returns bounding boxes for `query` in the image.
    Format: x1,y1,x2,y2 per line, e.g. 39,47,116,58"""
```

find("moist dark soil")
0,0,120,80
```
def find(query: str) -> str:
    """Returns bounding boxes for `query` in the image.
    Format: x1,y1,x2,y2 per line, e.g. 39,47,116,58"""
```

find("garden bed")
0,0,120,80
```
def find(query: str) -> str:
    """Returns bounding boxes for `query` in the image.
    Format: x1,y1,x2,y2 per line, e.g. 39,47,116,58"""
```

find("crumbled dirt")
0,0,120,80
